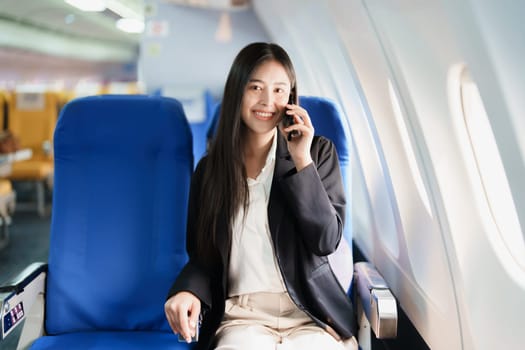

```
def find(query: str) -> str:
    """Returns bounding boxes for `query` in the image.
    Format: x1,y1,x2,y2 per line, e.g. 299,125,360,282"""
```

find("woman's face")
241,59,291,138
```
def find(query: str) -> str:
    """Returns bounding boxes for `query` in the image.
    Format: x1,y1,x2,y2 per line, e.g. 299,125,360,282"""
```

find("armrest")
354,262,397,339
1,262,47,340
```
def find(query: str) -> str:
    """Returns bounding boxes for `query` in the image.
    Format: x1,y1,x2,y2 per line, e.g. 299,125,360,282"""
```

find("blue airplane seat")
206,96,353,293
298,96,352,239
30,95,194,349
206,102,220,144
298,96,353,294
189,91,220,166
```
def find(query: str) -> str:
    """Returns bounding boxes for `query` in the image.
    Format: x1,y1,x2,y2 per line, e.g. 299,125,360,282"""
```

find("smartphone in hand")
177,314,201,343
283,94,301,141
177,327,199,343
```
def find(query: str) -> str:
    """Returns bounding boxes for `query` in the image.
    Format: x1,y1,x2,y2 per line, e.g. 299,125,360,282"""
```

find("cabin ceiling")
163,0,250,10
0,0,144,62
0,0,142,43
0,0,252,63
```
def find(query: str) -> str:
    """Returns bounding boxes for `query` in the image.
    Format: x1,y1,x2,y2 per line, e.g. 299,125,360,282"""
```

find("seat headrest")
298,96,351,164
206,96,350,163
56,95,193,159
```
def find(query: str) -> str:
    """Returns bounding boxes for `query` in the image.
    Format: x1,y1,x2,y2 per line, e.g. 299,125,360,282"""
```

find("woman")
165,42,357,349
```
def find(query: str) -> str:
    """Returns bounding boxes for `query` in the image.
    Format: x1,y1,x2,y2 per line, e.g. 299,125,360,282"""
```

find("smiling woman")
164,42,357,350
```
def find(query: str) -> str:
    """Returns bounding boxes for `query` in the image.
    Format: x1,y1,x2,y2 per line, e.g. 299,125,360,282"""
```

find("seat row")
0,91,56,250
0,95,397,349
0,86,142,250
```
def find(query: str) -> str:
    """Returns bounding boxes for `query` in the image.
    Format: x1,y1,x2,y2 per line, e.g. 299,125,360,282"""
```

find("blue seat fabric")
31,95,193,349
31,332,191,349
298,96,352,242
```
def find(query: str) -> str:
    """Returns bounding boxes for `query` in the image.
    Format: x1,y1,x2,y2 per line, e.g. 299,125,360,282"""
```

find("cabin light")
208,0,230,7
215,12,232,43
116,18,145,33
65,0,107,12
106,0,141,20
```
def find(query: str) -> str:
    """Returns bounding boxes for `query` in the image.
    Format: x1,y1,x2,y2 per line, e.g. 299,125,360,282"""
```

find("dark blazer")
168,132,356,349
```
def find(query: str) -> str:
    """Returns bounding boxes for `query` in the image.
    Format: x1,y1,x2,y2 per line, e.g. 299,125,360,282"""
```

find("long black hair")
196,42,298,263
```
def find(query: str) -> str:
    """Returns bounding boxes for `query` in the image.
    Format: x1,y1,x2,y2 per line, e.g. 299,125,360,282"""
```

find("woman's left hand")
280,104,314,171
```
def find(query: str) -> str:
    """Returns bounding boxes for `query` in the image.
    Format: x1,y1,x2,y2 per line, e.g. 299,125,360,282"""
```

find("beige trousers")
215,292,358,350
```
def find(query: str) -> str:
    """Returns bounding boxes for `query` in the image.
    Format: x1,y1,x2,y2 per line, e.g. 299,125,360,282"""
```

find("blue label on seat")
3,302,24,334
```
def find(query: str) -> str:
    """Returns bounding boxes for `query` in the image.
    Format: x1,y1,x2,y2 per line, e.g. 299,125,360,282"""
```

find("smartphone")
283,94,301,141
177,325,199,343
177,314,201,343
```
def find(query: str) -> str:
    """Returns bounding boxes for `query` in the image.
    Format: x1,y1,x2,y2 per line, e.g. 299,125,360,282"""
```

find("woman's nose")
259,89,273,105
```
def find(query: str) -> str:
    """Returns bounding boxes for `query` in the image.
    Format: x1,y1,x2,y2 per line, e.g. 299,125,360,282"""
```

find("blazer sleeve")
278,136,346,256
167,158,213,309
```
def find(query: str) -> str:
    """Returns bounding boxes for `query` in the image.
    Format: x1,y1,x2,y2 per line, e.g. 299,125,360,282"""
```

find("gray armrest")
1,262,47,341
354,262,397,340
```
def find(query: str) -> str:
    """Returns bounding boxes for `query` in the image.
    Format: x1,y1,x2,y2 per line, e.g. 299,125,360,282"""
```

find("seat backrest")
46,95,193,334
8,91,58,159
298,96,353,292
207,96,354,291
206,102,221,145
298,95,351,227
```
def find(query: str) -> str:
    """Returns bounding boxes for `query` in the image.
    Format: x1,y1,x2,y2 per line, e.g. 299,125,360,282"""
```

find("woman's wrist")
295,157,313,172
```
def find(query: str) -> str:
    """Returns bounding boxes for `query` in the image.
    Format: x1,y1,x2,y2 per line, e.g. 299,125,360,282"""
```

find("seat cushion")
30,331,193,350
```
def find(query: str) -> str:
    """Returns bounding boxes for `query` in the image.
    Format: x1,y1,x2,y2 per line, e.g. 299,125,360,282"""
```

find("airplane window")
388,80,433,217
460,69,525,271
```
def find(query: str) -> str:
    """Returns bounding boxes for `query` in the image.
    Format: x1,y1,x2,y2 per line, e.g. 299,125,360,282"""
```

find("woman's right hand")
164,291,201,343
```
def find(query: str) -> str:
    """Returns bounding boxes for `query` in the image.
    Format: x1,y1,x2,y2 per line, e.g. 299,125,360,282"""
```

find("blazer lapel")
268,133,296,242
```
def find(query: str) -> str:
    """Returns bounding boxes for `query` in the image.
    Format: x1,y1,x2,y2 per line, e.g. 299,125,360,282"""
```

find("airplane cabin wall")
444,0,525,209
329,1,463,349
254,0,462,348
440,1,525,349
254,0,525,349
329,0,525,349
